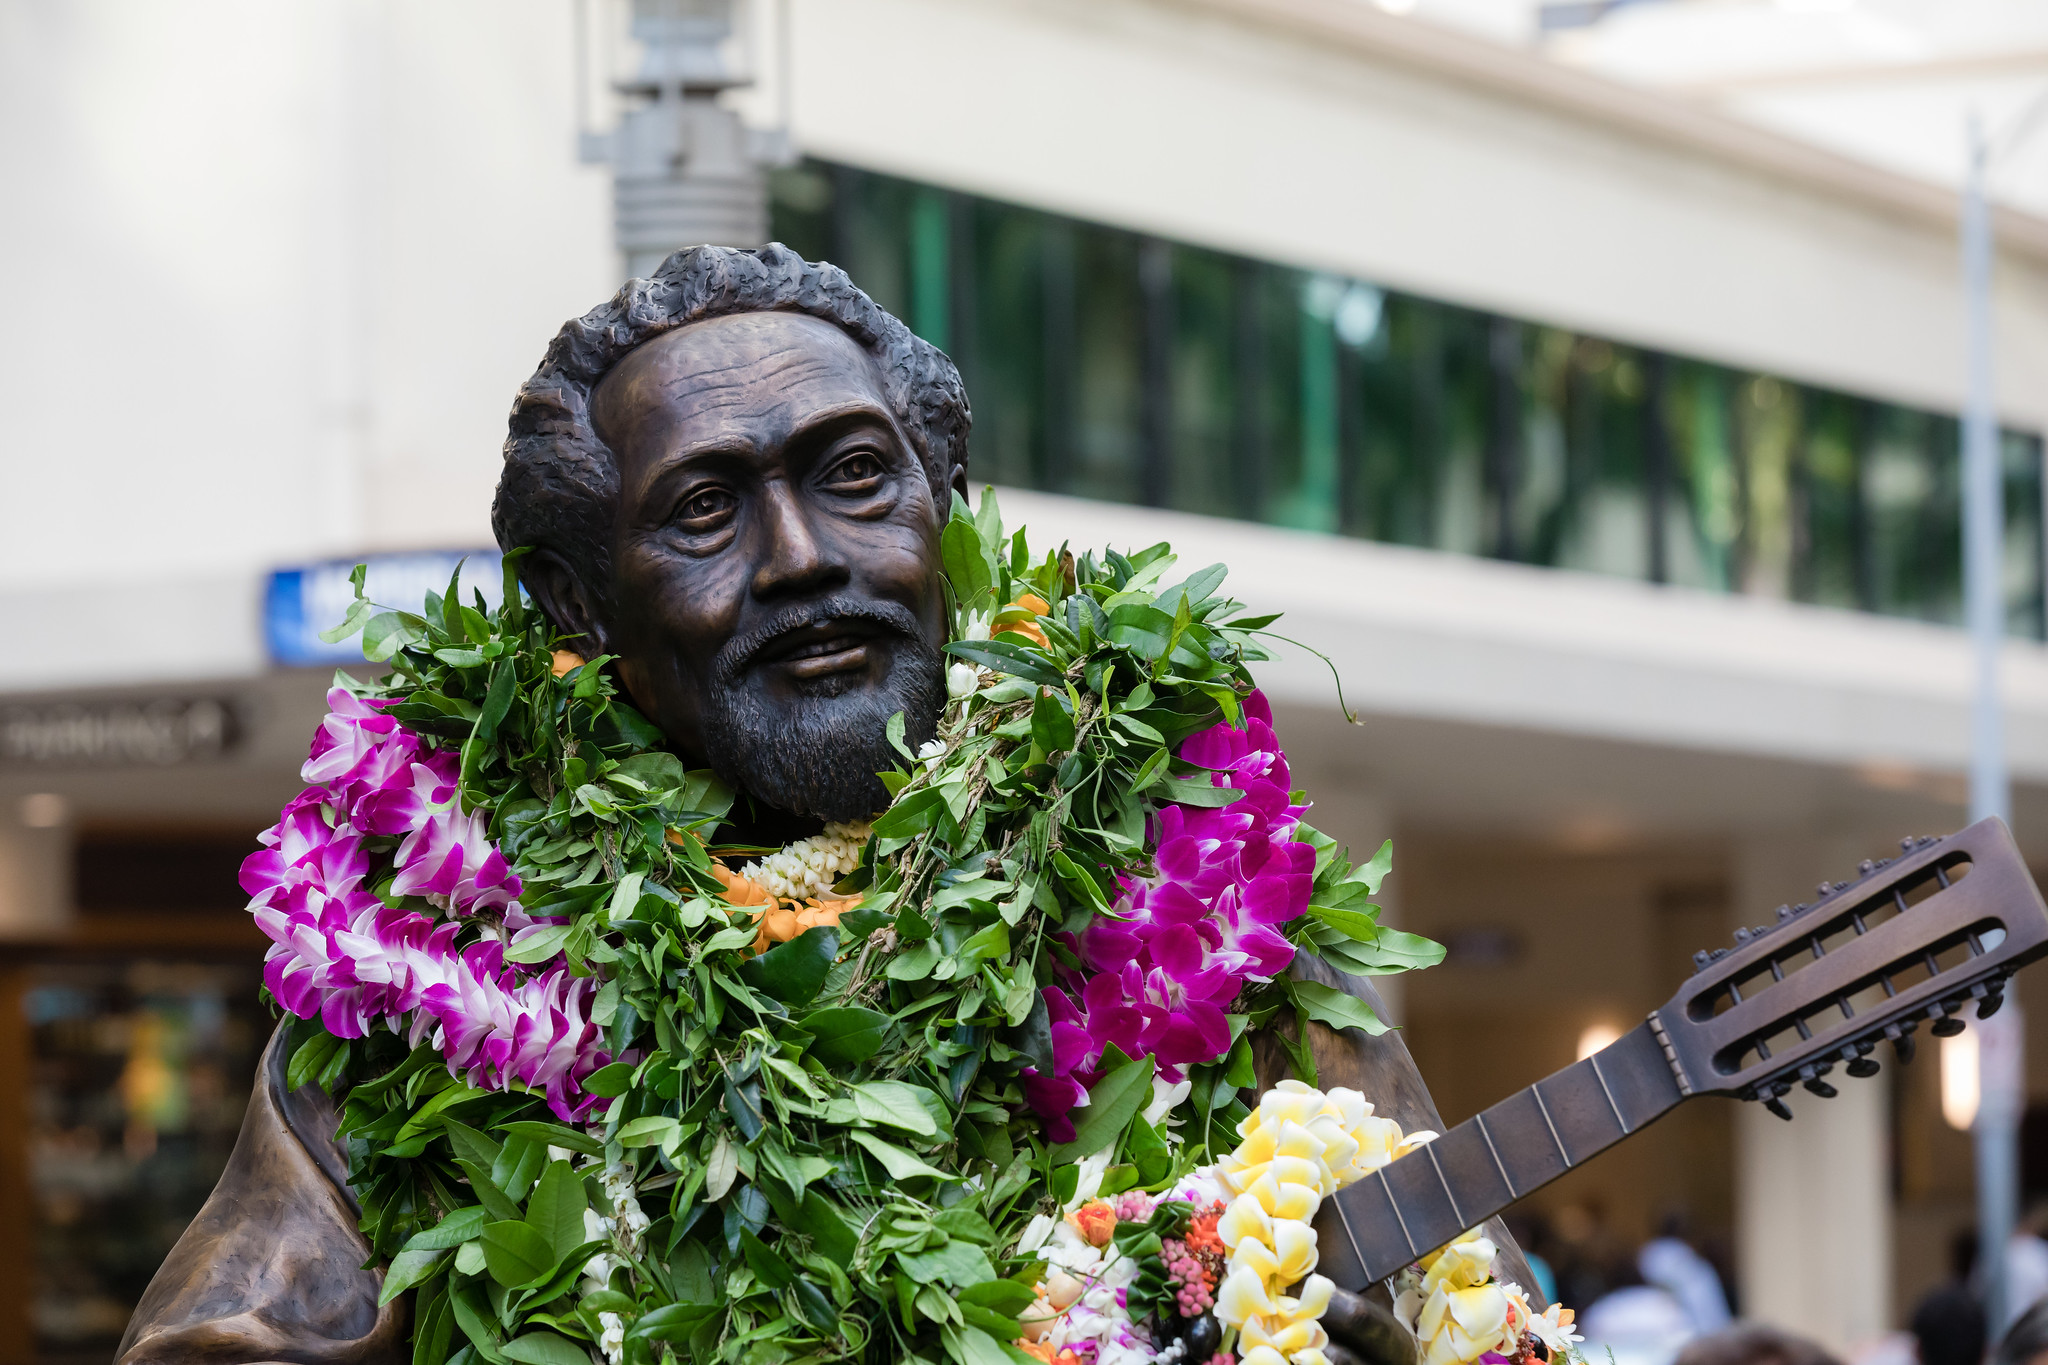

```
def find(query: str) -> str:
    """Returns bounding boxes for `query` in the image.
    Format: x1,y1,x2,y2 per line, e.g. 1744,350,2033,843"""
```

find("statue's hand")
1319,1285,1418,1365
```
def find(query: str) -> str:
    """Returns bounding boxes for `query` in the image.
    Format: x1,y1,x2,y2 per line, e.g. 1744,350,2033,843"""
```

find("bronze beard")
700,594,944,823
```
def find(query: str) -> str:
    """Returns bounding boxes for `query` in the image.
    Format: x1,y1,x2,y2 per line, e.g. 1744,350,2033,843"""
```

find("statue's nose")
750,481,847,600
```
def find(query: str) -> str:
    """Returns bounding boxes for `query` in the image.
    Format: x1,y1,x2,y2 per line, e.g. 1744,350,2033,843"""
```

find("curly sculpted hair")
491,243,971,602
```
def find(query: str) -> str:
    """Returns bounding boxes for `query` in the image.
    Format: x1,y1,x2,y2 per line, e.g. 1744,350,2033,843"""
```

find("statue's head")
493,244,969,825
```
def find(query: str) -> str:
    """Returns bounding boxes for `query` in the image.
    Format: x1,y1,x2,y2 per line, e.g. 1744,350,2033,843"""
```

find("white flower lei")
736,819,873,900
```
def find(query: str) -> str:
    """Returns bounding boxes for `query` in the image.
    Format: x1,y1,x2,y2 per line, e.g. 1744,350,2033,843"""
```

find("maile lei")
246,491,1584,1365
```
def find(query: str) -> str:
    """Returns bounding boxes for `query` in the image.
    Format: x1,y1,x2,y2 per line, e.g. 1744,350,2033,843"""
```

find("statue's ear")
948,461,970,503
521,550,612,655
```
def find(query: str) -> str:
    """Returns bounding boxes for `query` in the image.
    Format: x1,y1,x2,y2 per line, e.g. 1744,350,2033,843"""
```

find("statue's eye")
675,487,736,528
826,451,884,489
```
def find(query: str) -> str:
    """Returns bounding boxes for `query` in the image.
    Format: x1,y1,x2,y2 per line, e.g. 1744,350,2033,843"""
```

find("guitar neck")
1315,1017,1691,1288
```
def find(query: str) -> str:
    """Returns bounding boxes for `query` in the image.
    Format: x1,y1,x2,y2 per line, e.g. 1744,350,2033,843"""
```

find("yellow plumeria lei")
1208,1080,1583,1365
1210,1080,1437,1365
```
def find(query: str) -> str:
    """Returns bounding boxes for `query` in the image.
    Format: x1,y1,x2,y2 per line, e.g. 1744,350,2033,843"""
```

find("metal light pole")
576,0,793,280
1963,89,2048,1339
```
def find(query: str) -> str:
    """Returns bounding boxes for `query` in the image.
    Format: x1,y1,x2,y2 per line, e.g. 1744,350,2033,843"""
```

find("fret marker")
1532,1084,1572,1167
1475,1113,1517,1199
1329,1193,1375,1289
1426,1141,1465,1229
1375,1167,1417,1257
1588,1053,1631,1135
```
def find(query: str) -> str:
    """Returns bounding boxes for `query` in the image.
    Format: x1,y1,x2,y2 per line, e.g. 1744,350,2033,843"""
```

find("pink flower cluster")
1160,1238,1214,1318
241,687,607,1119
1024,692,1313,1138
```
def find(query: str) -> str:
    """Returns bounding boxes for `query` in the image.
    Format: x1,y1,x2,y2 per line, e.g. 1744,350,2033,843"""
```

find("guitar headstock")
1654,817,2048,1119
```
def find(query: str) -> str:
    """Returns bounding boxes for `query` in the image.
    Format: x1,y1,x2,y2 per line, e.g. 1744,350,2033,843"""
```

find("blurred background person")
1643,1213,1737,1337
1910,1231,1988,1365
1676,1326,1843,1365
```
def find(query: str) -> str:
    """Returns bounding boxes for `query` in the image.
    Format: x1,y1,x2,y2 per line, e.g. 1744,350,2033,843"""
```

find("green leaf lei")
291,490,1442,1365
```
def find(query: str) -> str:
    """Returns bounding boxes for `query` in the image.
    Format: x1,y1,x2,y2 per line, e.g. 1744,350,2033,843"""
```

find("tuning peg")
1979,983,2007,1019
1886,1021,1918,1065
1798,1063,1838,1098
1847,1055,1881,1079
1930,1005,1966,1038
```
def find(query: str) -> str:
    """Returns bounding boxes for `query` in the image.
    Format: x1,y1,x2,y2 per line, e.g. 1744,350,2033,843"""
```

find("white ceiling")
1385,0,2048,220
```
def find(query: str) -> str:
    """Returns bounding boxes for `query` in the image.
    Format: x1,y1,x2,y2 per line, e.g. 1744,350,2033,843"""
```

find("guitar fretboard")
1315,1019,1688,1288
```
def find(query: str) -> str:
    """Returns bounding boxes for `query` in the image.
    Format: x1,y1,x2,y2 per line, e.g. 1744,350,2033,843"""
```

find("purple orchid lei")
241,687,608,1120
1023,692,1314,1139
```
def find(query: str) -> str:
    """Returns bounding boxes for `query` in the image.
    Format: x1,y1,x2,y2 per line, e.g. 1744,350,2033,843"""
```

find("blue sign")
266,550,505,667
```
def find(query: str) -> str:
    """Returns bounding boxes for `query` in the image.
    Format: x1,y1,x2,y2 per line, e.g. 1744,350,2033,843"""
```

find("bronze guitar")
1313,816,2048,1289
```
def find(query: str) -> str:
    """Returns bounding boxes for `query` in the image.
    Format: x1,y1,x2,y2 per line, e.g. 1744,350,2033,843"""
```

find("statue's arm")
117,1026,406,1365
1253,956,1542,1365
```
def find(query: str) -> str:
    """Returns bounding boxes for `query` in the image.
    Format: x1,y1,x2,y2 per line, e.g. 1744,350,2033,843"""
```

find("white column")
1732,833,1894,1351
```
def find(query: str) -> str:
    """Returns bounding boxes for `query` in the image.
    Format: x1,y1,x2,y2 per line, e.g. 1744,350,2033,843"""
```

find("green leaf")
503,924,574,964
704,1133,739,1201
1356,838,1394,894
1103,603,1175,659
796,1007,893,1067
617,1116,680,1149
1154,775,1241,808
942,516,996,608
790,1277,838,1331
724,1076,766,1141
605,871,645,926
942,1323,1020,1365
851,1081,939,1136
1319,927,1445,974
944,639,1064,688
498,1121,604,1156
1294,980,1391,1036
960,1281,1039,1315
363,612,419,662
899,1240,995,1287
478,1219,555,1287
848,1130,952,1181
1307,903,1381,941
399,1206,493,1253
453,1161,523,1223
580,1062,633,1098
629,1303,722,1343
1052,1055,1156,1161
737,925,839,1005
801,1189,857,1267
319,592,375,645
886,710,917,762
738,1229,794,1289
378,1247,449,1306
1030,692,1076,753
286,1031,343,1093
872,788,944,838
500,1333,590,1365
525,1160,587,1260
475,661,516,741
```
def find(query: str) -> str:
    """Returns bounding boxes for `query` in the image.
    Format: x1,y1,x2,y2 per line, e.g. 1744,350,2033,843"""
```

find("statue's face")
580,312,950,822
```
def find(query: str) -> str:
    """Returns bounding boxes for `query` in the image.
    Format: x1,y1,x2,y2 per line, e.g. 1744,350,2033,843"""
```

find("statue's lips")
752,620,882,680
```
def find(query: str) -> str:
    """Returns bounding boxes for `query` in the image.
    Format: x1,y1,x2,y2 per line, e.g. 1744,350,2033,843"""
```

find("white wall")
0,0,607,612
753,0,2048,433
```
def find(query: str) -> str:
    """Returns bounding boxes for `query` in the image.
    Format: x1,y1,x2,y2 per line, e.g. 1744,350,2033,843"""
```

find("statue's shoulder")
115,1027,404,1365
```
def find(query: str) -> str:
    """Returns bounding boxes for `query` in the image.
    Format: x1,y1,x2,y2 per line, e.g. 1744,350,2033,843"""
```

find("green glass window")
771,161,2047,639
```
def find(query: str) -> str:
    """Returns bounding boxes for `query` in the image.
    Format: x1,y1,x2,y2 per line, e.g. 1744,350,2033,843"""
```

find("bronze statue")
118,245,1522,1365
